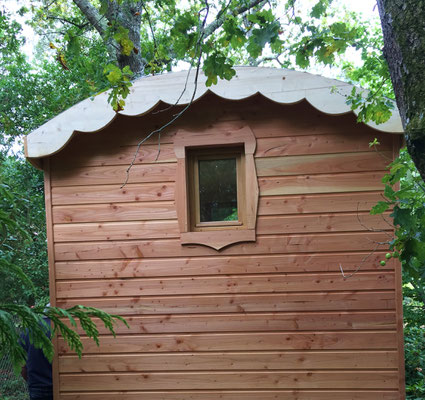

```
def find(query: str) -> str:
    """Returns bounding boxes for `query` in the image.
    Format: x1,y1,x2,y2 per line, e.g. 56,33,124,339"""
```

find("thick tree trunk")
73,0,144,76
377,0,425,181
105,1,144,77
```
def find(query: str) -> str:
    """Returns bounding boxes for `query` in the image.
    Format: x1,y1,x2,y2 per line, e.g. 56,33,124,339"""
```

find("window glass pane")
198,158,238,222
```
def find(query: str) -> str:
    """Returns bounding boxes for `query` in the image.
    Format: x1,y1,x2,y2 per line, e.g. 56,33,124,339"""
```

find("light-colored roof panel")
25,67,403,159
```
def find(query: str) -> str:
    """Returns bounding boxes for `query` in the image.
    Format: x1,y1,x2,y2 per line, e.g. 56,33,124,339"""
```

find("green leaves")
45,305,129,357
345,85,394,125
246,10,281,59
103,64,133,111
371,149,425,304
0,304,52,374
392,206,416,232
370,201,390,215
384,183,396,201
247,23,281,58
113,26,134,56
171,11,198,58
104,64,124,84
221,16,246,50
310,0,333,18
203,53,236,87
0,303,129,375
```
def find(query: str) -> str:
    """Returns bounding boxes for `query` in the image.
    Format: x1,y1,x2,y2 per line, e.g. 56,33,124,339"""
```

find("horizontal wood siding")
47,95,402,399
57,331,399,354
59,350,398,372
60,392,400,400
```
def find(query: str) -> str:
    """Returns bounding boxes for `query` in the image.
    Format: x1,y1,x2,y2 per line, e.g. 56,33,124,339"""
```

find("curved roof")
25,66,403,160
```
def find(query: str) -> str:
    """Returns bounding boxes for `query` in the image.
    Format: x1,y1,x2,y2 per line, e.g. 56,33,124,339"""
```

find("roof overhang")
25,66,403,166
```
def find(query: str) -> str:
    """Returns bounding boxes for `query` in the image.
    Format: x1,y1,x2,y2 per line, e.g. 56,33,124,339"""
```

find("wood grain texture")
68,311,397,335
47,210,367,240
55,253,394,279
259,172,385,196
52,198,388,228
57,291,395,315
257,192,383,215
255,152,390,176
58,331,399,354
59,350,398,372
55,272,394,299
51,143,176,168
52,201,176,223
60,370,398,391
255,134,392,157
43,160,61,400
256,213,392,235
53,232,391,261
51,182,174,205
54,220,179,242
51,189,380,211
51,163,176,187
59,390,400,400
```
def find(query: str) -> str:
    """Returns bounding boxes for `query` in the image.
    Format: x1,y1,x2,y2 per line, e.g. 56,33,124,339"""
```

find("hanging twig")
339,243,381,279
153,1,212,115
141,0,158,54
355,202,393,238
152,61,194,115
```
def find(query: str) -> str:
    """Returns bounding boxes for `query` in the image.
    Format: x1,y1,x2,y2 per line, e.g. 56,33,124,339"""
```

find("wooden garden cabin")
25,67,406,400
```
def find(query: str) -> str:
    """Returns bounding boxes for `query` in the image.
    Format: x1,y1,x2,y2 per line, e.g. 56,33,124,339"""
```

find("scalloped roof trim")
25,67,403,159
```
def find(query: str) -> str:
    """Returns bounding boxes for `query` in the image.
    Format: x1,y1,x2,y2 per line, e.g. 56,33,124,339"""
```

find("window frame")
188,147,245,231
174,126,259,250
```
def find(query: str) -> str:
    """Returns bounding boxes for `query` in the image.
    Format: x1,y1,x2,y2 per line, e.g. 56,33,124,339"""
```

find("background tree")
0,9,128,379
377,0,425,181
26,0,425,181
371,149,425,398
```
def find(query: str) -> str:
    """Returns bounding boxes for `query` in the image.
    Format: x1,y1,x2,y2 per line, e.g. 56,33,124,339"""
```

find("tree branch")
203,0,268,38
141,1,158,53
46,15,90,30
72,0,107,36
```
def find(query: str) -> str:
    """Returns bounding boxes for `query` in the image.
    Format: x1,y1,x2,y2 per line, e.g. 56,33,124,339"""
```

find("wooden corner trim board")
43,159,60,400
174,125,259,250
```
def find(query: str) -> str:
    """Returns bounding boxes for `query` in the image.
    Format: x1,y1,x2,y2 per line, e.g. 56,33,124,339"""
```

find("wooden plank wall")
47,94,404,400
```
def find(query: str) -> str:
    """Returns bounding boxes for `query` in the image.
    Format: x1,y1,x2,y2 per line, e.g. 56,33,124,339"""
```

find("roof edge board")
25,67,404,160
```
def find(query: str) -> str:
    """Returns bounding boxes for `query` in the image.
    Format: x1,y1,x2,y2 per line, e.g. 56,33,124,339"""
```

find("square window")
188,148,245,231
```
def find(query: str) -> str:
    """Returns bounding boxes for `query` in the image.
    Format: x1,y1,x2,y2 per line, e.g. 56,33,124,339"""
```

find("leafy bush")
369,147,425,398
0,360,28,400
404,289,425,399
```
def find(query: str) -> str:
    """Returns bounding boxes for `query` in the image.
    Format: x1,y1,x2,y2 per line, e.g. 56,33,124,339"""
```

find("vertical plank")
43,158,60,400
175,158,189,233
